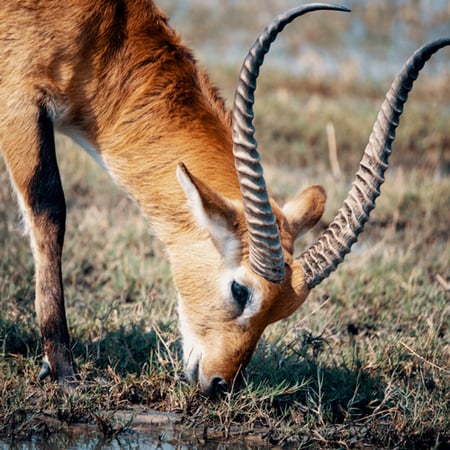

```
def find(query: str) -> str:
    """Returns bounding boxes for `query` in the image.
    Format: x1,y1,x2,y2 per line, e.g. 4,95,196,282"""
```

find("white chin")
178,296,203,384
183,343,201,384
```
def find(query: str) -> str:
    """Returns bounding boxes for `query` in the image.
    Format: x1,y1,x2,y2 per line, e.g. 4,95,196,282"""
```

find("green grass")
1,78,449,447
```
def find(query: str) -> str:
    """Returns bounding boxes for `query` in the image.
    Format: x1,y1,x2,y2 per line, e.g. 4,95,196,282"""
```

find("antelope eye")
231,280,250,310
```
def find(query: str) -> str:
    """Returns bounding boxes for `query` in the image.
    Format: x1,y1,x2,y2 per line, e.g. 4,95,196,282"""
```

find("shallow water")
3,430,223,450
1,425,273,450
0,410,274,450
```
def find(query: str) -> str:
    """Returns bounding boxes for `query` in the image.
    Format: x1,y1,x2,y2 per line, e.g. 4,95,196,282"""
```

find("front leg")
1,103,74,382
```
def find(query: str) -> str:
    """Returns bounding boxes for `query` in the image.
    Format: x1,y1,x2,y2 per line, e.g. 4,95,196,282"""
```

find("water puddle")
3,428,273,450
1,410,274,449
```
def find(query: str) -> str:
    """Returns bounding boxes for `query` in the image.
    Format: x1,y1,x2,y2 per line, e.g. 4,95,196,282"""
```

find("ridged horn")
232,3,351,284
299,37,450,289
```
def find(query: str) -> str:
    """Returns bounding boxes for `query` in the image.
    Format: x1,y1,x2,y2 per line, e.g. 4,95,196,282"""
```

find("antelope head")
176,162,326,394
173,5,449,395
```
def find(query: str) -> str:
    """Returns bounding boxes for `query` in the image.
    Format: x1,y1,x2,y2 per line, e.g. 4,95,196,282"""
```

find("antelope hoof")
38,361,51,380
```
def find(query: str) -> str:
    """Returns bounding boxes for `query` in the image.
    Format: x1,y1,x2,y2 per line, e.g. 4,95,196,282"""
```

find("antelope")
0,0,448,396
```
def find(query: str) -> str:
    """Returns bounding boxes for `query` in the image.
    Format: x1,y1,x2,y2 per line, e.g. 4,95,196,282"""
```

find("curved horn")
232,3,351,284
299,38,450,288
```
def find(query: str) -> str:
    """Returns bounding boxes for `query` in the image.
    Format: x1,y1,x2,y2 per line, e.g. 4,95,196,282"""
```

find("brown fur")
0,1,325,392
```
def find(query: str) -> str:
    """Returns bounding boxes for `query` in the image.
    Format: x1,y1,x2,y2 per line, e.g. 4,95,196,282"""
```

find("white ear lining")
176,164,211,230
176,164,241,266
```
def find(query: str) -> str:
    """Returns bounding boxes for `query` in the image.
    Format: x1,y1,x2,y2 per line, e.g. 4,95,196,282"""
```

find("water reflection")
2,425,273,450
4,429,188,450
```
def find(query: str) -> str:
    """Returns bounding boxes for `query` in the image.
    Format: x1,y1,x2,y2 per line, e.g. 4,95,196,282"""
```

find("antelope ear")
176,163,241,263
282,185,326,238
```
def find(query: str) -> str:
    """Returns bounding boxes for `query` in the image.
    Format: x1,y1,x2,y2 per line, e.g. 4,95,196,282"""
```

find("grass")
1,1,449,448
1,90,448,448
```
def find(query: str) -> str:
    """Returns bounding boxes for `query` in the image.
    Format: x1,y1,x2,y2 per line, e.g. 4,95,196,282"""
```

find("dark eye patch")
231,280,251,310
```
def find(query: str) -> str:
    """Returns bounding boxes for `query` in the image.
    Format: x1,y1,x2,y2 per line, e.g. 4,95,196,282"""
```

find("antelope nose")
206,376,229,396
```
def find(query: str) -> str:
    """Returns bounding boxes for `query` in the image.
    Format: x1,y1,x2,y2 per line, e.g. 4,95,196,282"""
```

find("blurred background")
158,0,450,82
156,0,450,183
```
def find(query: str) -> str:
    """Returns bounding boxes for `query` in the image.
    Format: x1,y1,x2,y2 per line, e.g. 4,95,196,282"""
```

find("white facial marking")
221,266,263,325
178,294,204,382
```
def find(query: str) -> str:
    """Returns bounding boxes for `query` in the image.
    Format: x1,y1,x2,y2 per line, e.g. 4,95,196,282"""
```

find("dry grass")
1,99,448,448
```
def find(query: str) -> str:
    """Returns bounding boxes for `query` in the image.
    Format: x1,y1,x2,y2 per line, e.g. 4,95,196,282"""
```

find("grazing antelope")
1,0,448,396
